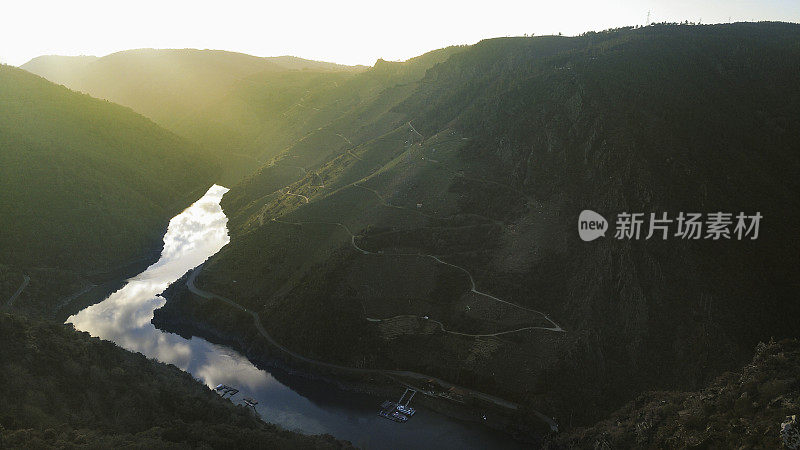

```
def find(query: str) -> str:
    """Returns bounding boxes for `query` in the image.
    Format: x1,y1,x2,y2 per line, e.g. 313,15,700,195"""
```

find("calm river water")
67,185,523,449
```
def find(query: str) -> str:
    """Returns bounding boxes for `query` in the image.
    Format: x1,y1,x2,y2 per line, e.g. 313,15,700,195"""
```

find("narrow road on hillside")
6,274,30,308
269,123,562,332
185,264,559,431
408,121,423,140
270,217,565,332
313,172,326,188
284,189,310,203
336,133,353,146
366,314,562,337
336,133,364,160
208,122,562,431
50,282,97,318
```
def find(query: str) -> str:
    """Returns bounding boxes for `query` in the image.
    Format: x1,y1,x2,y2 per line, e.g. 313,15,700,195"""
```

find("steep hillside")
21,49,288,131
0,312,348,448
214,46,467,209
544,339,800,449
157,22,800,435
0,64,216,316
21,48,459,183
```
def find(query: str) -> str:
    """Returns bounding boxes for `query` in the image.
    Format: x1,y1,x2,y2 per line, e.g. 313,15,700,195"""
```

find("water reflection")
67,185,522,449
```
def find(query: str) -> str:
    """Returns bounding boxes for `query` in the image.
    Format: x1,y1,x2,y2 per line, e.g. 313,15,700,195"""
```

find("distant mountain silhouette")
22,49,366,182
20,55,98,84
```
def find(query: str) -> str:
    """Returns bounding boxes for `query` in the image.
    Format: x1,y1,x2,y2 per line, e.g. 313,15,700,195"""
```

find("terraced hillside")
158,22,800,433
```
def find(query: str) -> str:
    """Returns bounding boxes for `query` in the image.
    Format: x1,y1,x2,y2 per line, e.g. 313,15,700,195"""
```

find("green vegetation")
22,47,463,183
150,22,800,436
0,64,216,316
20,49,360,132
21,49,371,183
0,312,348,448
5,21,799,443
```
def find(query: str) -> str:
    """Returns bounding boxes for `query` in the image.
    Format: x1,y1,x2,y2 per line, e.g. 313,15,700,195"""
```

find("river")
67,184,524,449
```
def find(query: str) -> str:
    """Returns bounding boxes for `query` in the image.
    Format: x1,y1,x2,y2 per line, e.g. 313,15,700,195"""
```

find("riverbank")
0,311,350,448
153,269,549,445
51,232,167,323
51,183,223,323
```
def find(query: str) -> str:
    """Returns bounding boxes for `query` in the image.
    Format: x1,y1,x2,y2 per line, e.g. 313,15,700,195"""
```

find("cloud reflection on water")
67,184,264,386
66,184,338,436
64,184,519,449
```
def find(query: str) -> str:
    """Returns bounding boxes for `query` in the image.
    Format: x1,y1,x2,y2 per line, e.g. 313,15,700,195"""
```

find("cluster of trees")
0,312,348,448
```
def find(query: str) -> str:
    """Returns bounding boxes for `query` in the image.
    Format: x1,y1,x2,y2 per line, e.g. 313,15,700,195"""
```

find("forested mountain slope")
21,48,460,183
0,64,216,316
162,22,800,432
20,49,357,131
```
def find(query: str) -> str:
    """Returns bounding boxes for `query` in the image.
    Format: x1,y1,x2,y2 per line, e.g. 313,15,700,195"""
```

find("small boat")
379,410,408,423
214,384,239,397
396,404,416,416
391,411,408,422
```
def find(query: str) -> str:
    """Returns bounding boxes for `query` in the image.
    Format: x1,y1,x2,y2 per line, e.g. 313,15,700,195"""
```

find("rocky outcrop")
784,415,800,449
545,339,800,448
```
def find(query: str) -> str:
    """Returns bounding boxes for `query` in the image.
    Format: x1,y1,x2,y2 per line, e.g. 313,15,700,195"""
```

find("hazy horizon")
3,0,799,67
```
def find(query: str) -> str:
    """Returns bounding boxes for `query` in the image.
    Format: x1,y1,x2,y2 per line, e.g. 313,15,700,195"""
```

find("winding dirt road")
216,122,564,431
6,274,30,307
270,217,565,333
185,265,559,431
366,314,562,337
284,189,310,203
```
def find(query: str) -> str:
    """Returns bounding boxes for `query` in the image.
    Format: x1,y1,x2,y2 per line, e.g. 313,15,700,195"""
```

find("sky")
2,0,799,67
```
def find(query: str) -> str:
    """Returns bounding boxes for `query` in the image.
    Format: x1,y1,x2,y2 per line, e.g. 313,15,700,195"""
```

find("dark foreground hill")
0,312,349,448
156,22,800,437
0,64,216,317
544,338,800,449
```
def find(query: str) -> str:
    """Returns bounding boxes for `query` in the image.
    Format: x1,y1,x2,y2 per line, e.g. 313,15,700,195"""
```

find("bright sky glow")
2,0,798,66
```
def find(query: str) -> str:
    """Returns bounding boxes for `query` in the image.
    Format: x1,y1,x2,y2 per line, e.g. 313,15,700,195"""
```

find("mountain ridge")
155,22,800,435
0,63,217,318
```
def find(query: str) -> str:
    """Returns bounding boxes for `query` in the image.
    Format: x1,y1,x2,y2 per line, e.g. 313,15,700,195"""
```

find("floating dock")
214,384,239,397
243,397,258,408
396,388,416,416
378,388,417,423
379,401,408,423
